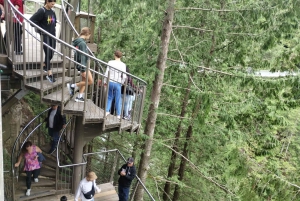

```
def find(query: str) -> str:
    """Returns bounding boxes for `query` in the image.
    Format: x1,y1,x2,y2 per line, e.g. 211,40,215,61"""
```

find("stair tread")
42,86,72,104
17,176,56,187
15,68,65,78
15,188,56,201
25,76,73,92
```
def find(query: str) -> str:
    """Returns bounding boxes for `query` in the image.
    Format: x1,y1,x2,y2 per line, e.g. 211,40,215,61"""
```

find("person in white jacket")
75,171,101,201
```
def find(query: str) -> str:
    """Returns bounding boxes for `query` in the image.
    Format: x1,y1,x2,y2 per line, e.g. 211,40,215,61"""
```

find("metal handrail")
6,0,147,85
56,125,156,201
10,107,50,176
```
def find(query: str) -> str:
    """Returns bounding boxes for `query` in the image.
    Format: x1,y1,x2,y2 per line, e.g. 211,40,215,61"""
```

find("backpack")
82,181,95,199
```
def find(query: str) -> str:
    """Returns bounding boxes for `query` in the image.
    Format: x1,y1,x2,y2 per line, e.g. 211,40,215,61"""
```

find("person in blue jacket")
67,27,94,102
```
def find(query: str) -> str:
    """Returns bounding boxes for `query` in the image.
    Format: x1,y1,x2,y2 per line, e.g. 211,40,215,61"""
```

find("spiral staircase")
1,0,153,200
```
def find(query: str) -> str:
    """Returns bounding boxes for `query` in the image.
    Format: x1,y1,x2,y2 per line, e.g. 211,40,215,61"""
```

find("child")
30,0,57,83
60,195,67,201
67,27,94,102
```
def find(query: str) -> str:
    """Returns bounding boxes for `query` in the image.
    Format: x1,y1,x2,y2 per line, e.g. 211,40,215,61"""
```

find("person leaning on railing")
29,0,57,83
14,141,43,196
67,27,94,103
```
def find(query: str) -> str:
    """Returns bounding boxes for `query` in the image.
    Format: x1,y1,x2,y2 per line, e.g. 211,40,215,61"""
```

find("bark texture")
134,0,176,200
163,78,192,200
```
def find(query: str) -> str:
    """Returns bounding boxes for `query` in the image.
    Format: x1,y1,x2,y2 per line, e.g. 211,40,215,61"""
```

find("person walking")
14,141,42,196
117,157,136,201
104,50,127,119
44,105,66,154
67,27,94,102
30,0,57,83
75,171,101,201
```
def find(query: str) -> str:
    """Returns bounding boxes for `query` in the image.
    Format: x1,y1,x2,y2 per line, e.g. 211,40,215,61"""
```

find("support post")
72,116,85,194
0,66,4,201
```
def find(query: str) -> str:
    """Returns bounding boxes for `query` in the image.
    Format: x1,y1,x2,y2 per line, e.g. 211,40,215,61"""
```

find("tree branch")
172,25,213,32
167,58,234,76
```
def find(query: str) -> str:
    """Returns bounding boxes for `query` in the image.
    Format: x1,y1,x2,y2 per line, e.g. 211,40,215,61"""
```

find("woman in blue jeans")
104,50,127,119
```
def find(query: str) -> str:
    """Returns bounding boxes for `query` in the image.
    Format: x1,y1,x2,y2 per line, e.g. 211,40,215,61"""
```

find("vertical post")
40,34,44,92
22,22,26,78
61,45,66,113
72,116,85,194
0,69,4,201
82,60,90,125
137,86,146,125
102,71,110,131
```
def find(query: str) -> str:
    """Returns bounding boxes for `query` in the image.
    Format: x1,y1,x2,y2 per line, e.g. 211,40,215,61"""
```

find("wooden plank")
15,189,56,201
42,87,72,105
14,68,65,79
17,176,56,187
25,76,72,93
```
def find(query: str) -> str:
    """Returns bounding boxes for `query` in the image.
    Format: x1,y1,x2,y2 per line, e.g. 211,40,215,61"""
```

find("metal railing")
4,0,147,128
56,125,155,200
10,107,50,201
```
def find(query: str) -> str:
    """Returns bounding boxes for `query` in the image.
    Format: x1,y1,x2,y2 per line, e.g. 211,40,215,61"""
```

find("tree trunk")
163,78,192,201
134,0,176,200
173,99,201,201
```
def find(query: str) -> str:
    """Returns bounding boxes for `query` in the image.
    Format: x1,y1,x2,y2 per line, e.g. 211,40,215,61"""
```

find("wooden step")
14,68,65,79
25,76,72,93
15,188,56,201
42,86,72,105
17,175,56,188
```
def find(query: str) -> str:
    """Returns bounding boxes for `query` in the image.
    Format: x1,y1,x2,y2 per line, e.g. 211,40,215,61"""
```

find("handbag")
83,181,95,199
37,152,46,162
121,85,134,95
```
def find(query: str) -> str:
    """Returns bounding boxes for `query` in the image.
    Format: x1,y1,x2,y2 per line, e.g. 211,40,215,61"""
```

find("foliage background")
80,0,300,200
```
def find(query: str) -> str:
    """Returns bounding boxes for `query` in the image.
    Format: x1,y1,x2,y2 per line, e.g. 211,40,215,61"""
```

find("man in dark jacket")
118,157,136,201
45,105,66,154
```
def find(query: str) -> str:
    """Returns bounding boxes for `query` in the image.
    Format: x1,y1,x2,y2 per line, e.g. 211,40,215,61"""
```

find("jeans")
106,82,121,116
43,35,56,71
26,169,40,189
124,95,134,117
118,184,130,201
48,128,59,151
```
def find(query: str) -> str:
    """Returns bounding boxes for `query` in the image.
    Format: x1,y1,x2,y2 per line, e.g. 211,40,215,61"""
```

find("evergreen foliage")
80,0,300,200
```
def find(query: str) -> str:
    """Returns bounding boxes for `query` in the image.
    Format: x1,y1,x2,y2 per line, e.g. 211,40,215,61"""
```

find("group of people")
15,139,136,201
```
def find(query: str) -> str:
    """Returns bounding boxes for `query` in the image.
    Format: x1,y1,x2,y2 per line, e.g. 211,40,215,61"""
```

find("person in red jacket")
0,0,5,21
4,0,24,55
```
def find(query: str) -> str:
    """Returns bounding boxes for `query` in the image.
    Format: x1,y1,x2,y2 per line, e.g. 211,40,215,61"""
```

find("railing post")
138,85,147,125
40,34,44,92
22,22,26,79
82,60,91,125
102,71,110,131
61,44,66,113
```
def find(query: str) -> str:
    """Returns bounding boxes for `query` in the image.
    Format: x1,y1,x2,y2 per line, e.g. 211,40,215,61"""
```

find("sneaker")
46,75,56,83
34,178,38,182
75,97,84,102
117,115,121,119
26,189,31,196
43,66,47,73
67,83,75,96
15,51,23,55
105,112,110,117
123,115,131,121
